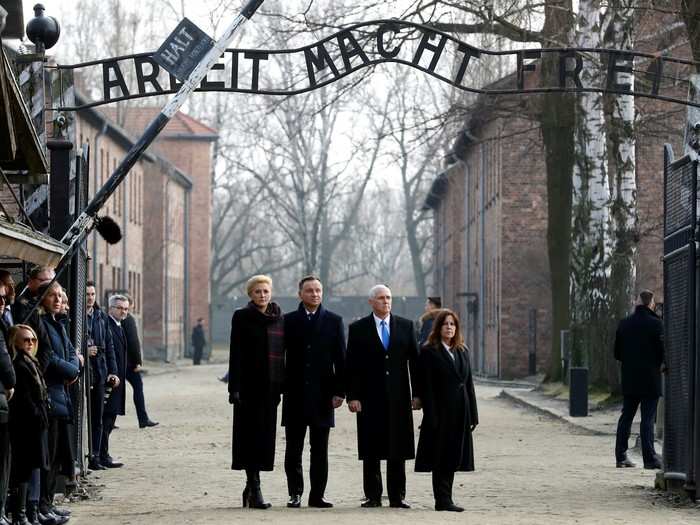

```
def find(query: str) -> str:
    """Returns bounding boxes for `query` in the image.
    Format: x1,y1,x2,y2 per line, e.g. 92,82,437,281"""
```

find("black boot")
25,502,40,525
12,484,31,525
245,471,270,509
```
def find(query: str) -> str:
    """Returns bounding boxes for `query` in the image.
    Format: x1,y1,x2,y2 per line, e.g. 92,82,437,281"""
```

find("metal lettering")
337,30,370,73
559,50,584,89
102,61,130,101
304,42,340,88
413,30,447,72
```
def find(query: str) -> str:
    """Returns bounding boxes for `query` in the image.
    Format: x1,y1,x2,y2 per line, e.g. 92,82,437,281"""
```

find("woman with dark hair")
415,309,478,512
228,275,284,509
7,324,49,525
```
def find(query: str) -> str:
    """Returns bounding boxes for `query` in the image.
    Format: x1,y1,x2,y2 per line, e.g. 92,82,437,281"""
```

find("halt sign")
153,18,215,81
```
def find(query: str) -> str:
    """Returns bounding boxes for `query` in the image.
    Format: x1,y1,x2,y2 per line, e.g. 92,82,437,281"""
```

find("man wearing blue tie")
346,284,420,509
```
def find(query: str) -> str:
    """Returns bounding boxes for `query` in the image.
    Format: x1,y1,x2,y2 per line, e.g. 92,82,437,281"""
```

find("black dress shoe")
361,499,382,508
102,460,124,468
88,459,106,471
308,498,333,508
287,495,302,508
436,502,464,512
644,459,662,470
139,420,159,428
616,457,635,468
50,507,71,518
389,500,411,509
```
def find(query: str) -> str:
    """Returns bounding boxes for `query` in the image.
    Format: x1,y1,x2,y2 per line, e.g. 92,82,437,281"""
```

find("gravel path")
68,363,698,524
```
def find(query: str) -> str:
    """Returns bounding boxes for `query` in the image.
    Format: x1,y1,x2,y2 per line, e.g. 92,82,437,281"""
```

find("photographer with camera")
85,283,119,471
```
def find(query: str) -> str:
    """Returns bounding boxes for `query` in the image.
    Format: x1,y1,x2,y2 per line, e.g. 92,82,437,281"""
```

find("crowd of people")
0,266,157,525
227,274,478,513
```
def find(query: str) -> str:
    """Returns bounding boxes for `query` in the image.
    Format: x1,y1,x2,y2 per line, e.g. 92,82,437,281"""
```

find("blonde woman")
8,324,49,524
228,275,284,509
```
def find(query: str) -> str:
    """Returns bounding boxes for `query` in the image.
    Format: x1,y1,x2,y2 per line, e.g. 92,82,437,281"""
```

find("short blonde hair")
246,275,272,297
9,324,39,357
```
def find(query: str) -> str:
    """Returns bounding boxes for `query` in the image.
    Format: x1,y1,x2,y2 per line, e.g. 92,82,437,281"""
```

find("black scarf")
247,302,284,387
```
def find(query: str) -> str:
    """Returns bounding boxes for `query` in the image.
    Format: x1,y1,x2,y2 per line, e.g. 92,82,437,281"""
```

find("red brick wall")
153,139,213,334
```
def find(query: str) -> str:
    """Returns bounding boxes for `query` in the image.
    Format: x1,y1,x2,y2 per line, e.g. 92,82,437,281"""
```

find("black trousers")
431,470,455,506
0,423,9,514
362,459,405,503
193,346,204,365
89,382,105,460
284,424,330,499
100,412,118,462
41,418,73,509
615,396,659,464
125,368,149,426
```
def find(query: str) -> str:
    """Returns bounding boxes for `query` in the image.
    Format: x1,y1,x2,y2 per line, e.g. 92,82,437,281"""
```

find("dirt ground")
68,363,699,524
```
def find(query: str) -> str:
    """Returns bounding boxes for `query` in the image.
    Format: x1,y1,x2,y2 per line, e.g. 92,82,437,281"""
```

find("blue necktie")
380,320,389,351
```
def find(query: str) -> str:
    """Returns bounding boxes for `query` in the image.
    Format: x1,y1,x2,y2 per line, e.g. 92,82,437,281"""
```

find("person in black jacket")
38,282,79,521
282,276,345,509
192,318,207,366
85,282,120,471
415,309,478,512
346,284,420,509
101,295,129,469
614,289,665,469
7,324,49,525
228,275,284,509
0,283,16,525
122,301,157,429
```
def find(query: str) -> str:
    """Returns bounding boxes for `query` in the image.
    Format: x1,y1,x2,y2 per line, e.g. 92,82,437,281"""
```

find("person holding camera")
101,295,130,469
85,282,119,471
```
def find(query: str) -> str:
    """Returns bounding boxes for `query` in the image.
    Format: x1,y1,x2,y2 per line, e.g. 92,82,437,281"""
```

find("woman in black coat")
415,309,478,512
228,275,284,510
8,324,49,524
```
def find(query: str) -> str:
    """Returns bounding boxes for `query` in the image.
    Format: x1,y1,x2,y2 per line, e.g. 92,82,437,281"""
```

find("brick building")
426,11,690,379
107,108,217,357
75,101,215,361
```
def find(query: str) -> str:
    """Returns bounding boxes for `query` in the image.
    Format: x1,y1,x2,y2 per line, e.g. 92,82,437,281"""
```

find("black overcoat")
415,344,478,473
86,305,117,386
105,317,127,416
9,353,49,481
228,304,283,471
282,304,346,428
122,314,143,369
614,305,665,398
346,313,418,461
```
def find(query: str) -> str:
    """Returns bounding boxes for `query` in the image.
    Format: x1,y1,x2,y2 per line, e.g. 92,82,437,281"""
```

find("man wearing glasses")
101,295,130,468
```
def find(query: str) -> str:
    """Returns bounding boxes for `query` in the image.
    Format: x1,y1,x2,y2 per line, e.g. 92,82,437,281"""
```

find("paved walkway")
66,363,697,524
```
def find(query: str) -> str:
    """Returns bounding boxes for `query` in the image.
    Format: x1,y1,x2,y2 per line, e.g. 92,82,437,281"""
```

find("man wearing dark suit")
346,284,420,509
614,289,665,470
283,276,346,509
122,303,158,429
85,282,120,471
102,294,129,468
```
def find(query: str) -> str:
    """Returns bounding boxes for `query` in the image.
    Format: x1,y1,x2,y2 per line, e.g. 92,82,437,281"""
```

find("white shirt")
442,342,456,361
373,313,391,342
109,315,121,326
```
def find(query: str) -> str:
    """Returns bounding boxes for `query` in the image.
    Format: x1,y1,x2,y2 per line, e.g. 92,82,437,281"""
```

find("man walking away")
192,318,207,366
614,289,665,470
122,298,158,429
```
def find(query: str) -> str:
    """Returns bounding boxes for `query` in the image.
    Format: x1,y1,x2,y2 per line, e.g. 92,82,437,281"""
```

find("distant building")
426,8,688,379
75,101,216,361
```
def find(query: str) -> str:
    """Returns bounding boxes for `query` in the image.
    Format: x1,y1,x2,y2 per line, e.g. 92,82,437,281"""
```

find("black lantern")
26,3,60,52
